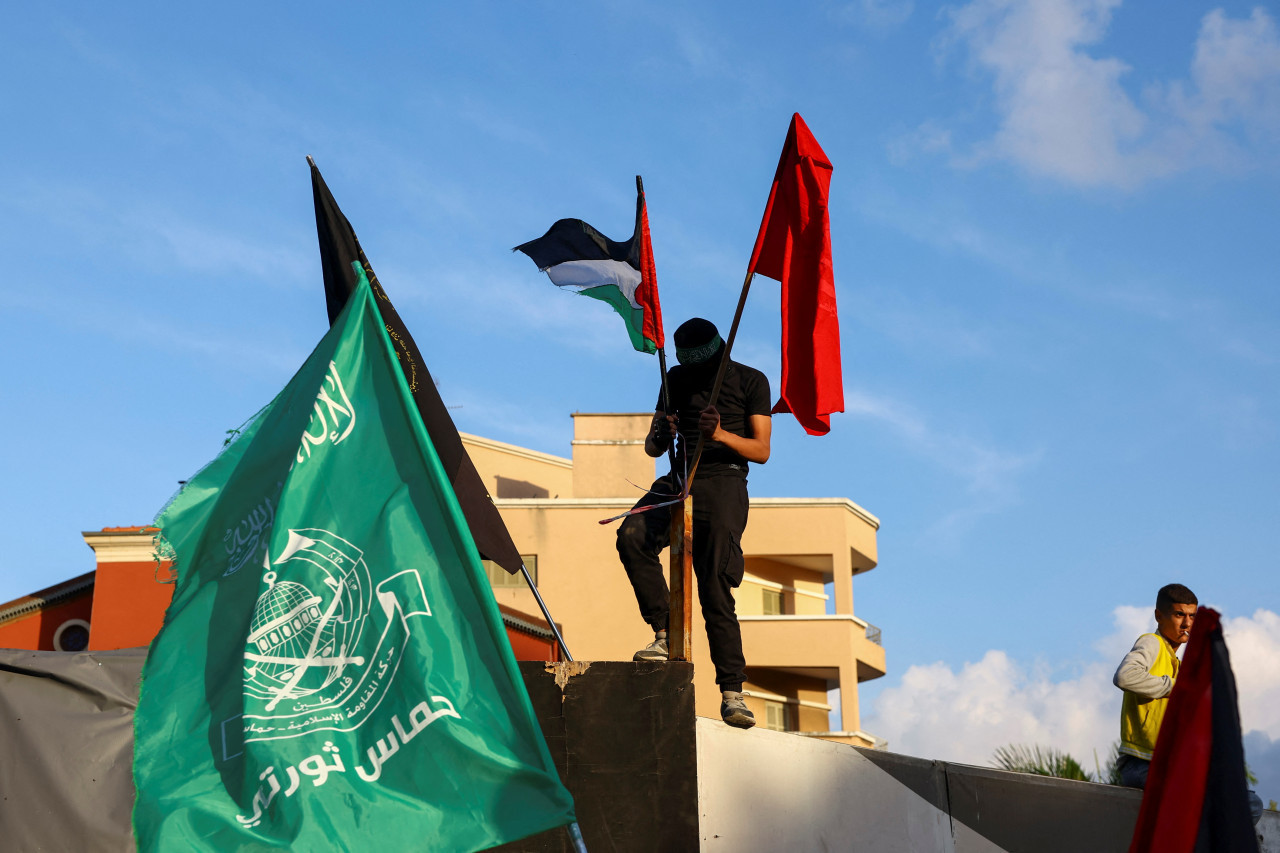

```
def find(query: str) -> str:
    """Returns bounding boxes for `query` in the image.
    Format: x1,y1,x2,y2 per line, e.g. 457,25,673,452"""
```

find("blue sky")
2,1,1278,800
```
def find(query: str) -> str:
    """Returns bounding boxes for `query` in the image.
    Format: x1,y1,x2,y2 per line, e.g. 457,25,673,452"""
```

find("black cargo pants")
616,472,748,692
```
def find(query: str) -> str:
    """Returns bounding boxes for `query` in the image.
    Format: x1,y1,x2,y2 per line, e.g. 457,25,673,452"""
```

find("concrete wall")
468,414,888,739
569,412,655,499
460,433,574,499
4,649,1276,853
696,718,1280,853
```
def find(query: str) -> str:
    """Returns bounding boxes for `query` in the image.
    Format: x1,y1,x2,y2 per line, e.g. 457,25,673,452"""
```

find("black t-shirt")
655,359,771,474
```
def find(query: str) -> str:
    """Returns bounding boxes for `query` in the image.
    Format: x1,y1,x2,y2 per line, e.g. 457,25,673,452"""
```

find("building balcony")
738,614,887,683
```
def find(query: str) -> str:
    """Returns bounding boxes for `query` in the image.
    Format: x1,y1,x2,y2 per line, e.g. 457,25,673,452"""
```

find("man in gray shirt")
1113,583,1262,822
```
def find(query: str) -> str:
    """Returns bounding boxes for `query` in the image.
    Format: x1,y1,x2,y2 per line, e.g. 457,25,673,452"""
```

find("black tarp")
0,647,145,853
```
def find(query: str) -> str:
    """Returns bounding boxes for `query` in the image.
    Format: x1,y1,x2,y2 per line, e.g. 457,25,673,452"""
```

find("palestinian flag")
1128,607,1258,852
515,178,665,354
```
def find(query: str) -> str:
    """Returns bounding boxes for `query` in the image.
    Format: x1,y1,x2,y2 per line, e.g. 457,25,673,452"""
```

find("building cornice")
459,433,572,469
82,529,160,563
795,730,889,749
747,497,880,529
0,571,95,626
745,686,833,712
738,613,870,629
492,498,636,509
491,496,880,528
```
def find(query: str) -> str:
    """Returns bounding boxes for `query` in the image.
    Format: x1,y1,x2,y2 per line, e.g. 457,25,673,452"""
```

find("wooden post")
667,494,694,661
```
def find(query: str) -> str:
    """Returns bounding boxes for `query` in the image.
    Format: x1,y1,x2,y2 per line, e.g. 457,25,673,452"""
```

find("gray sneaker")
632,635,668,661
720,691,755,729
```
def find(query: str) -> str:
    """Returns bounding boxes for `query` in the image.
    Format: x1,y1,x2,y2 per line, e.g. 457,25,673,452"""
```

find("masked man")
616,318,771,729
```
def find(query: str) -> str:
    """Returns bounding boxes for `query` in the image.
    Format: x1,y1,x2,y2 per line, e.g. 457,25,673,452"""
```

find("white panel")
1260,810,1280,853
696,718,954,852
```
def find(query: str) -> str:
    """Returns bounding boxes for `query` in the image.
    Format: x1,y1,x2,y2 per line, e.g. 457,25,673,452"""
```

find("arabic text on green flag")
133,272,575,851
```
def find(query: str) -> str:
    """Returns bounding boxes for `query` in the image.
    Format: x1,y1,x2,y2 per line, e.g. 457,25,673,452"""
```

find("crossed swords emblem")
244,531,367,711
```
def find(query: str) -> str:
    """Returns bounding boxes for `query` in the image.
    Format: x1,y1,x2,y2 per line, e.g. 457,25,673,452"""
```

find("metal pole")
684,269,756,491
568,820,589,852
520,563,574,662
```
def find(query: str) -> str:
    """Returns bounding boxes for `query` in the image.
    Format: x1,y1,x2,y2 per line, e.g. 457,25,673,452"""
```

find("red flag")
1128,607,1257,852
635,181,665,349
747,113,843,436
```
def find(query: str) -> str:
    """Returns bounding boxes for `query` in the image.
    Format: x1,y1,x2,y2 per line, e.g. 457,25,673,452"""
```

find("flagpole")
520,563,575,662
637,175,693,662
655,345,678,477
656,337,691,662
663,265,761,660
683,121,791,489
683,268,756,491
637,175,679,480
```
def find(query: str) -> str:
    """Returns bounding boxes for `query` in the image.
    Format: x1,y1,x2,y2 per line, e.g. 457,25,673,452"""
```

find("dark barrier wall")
858,747,1146,853
4,649,1274,853
0,651,698,853
0,647,144,853
495,661,699,852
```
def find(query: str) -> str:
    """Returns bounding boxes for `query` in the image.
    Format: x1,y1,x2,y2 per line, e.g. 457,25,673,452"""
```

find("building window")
482,555,536,588
761,588,783,616
53,619,91,652
764,700,791,732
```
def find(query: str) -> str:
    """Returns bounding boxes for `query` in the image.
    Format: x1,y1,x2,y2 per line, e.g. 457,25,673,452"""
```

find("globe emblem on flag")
242,529,371,713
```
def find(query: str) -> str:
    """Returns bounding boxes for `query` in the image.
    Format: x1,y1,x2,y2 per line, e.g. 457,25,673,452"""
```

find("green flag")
133,271,575,851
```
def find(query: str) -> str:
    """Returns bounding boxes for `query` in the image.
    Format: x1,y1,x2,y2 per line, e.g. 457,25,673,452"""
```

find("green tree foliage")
1096,741,1124,786
992,744,1092,782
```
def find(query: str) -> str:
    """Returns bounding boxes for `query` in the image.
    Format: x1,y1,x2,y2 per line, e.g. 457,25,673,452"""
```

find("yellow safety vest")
1119,633,1179,760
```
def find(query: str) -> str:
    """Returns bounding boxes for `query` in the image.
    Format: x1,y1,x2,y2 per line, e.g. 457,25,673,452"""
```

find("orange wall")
87,561,175,650
0,594,93,650
506,630,559,662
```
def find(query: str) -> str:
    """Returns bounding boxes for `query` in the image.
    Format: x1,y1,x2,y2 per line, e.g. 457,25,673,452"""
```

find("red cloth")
635,188,664,349
747,113,843,436
1128,607,1255,852
1128,609,1216,852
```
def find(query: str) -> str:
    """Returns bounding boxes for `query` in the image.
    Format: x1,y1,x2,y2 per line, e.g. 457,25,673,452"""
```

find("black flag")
308,157,524,575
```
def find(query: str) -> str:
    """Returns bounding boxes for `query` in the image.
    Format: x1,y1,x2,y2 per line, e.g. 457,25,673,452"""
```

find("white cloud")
1165,8,1280,146
1092,604,1154,660
844,389,1040,538
855,288,992,359
839,0,916,33
886,120,953,165
385,256,639,359
865,606,1280,787
851,188,1280,369
866,650,1118,768
1223,608,1280,737
11,180,312,288
944,0,1145,186
0,285,307,377
142,217,311,285
930,2,1280,188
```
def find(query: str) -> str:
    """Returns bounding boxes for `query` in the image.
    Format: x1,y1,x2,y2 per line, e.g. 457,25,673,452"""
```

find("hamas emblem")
222,527,433,758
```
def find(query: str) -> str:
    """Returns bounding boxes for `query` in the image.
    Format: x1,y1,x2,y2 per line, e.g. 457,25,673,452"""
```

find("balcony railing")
864,622,882,646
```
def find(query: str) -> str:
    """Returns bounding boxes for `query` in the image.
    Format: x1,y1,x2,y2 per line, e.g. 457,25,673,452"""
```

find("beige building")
465,413,886,747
